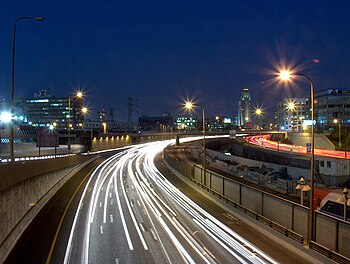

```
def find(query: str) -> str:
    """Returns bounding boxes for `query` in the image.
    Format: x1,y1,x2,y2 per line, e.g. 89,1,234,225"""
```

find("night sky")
1,1,350,121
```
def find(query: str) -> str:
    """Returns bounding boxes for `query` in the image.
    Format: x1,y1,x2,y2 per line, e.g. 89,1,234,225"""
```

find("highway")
57,140,278,264
245,134,349,159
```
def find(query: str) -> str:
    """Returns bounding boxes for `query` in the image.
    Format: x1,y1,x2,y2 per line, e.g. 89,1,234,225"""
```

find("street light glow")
76,90,83,98
255,108,262,116
82,107,88,114
279,70,292,81
287,102,296,110
185,101,193,110
0,112,12,123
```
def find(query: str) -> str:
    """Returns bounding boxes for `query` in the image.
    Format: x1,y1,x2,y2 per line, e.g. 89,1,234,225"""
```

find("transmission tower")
127,97,133,132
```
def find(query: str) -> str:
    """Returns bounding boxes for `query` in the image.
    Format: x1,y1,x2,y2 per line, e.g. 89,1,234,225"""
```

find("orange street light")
82,107,88,114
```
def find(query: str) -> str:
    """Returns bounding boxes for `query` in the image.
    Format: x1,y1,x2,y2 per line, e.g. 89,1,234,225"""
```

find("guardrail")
163,145,350,264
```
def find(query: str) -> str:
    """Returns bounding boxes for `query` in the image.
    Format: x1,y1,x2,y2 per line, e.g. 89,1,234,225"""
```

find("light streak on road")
246,134,349,159
63,138,278,264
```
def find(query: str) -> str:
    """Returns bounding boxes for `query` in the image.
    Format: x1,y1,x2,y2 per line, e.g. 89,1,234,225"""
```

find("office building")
276,97,311,132
315,88,350,129
175,115,197,131
238,87,252,128
15,89,84,130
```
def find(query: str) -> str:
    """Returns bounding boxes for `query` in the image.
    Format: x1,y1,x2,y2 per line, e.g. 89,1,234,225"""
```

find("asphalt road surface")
5,138,334,264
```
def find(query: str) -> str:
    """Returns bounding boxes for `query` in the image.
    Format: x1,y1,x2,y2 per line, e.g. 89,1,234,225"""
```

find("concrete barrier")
0,155,95,262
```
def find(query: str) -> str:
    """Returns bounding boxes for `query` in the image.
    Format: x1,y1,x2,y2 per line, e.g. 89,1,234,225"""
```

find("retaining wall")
0,155,95,262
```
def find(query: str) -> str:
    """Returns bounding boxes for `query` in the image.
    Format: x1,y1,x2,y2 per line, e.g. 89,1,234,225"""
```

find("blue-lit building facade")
14,90,84,130
315,88,350,129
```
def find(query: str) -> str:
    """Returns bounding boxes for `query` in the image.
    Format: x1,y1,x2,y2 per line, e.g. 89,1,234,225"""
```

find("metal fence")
163,148,350,264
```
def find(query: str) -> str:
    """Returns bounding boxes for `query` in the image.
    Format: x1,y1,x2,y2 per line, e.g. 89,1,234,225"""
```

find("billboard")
36,129,59,147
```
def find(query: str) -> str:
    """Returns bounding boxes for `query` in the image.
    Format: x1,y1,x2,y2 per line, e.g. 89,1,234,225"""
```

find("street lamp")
255,108,263,129
279,69,315,245
67,91,84,154
295,177,311,206
102,122,107,134
185,101,206,185
10,16,45,162
81,106,88,130
333,119,341,148
343,188,348,221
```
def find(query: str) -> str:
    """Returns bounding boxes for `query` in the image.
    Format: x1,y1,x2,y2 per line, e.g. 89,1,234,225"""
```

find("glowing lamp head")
279,70,292,81
76,91,83,98
333,119,338,124
287,102,295,110
82,107,88,114
185,101,193,110
255,108,262,116
0,112,12,123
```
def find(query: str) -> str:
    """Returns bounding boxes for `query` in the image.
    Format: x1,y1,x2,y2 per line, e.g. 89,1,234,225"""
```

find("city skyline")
1,1,350,121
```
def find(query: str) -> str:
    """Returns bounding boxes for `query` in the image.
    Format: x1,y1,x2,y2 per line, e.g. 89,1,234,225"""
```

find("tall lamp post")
343,188,348,221
10,16,45,162
333,119,341,148
81,106,88,130
67,91,84,154
68,96,71,154
279,70,315,246
185,101,206,185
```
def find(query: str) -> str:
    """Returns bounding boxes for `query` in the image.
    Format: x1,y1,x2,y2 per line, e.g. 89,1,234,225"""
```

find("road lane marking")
222,213,238,221
139,223,145,232
100,225,103,234
203,247,216,260
149,228,158,241
104,176,114,223
110,214,114,223
100,202,102,207
124,157,149,250
137,200,141,206
114,171,134,250
110,199,113,205
46,166,96,264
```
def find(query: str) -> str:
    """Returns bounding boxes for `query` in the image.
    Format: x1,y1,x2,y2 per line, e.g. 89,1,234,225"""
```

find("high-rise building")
315,88,350,129
276,97,310,132
98,109,107,122
238,87,252,128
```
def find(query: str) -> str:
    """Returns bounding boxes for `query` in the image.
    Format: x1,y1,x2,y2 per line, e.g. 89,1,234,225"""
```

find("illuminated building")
238,87,252,128
315,88,350,129
15,89,84,129
276,97,310,132
175,115,197,131
208,116,232,131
